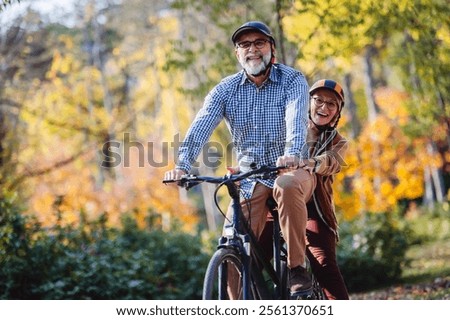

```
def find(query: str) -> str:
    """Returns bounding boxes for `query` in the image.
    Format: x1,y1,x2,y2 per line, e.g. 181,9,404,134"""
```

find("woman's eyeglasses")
236,39,270,50
312,96,339,111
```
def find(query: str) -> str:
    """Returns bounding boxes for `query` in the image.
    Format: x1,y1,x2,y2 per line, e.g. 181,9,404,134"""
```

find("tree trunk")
275,0,286,64
342,73,365,210
83,0,120,185
343,73,360,139
426,141,445,205
363,45,381,122
404,32,447,207
362,46,382,210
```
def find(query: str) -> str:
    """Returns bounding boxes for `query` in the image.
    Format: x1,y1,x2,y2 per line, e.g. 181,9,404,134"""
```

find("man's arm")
175,86,225,173
285,73,309,157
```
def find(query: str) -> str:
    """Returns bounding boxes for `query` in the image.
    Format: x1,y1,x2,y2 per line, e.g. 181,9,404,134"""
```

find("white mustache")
245,54,262,61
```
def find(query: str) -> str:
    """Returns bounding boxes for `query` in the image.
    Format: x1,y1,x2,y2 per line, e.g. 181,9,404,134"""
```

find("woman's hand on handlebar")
276,155,300,173
276,155,311,174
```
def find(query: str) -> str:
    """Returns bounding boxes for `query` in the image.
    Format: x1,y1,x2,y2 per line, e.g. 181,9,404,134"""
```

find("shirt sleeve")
175,85,225,173
284,73,309,158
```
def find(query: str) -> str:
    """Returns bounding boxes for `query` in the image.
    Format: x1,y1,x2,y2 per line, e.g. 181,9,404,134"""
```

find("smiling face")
235,31,273,77
309,88,341,127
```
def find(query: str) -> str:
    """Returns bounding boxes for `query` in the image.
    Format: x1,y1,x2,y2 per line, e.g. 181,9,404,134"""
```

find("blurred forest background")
0,0,449,299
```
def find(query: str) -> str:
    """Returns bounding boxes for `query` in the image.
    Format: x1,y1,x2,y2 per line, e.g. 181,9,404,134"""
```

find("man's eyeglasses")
312,96,339,111
236,39,270,50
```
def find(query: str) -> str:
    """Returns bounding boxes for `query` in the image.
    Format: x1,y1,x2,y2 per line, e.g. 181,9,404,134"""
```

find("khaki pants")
273,169,316,268
224,169,316,298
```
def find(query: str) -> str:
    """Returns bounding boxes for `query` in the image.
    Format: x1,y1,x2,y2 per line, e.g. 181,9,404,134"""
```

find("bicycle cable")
212,178,253,227
213,180,230,223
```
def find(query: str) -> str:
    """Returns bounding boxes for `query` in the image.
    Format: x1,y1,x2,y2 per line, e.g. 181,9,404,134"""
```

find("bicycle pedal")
291,289,314,300
295,293,314,300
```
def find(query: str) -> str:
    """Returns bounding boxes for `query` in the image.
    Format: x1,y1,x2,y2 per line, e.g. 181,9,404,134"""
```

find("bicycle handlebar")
162,164,286,190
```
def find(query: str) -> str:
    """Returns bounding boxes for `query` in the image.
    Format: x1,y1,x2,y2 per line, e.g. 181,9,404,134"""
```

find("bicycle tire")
203,248,245,300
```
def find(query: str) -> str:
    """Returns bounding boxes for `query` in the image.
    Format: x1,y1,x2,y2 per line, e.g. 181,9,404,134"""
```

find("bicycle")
163,164,325,300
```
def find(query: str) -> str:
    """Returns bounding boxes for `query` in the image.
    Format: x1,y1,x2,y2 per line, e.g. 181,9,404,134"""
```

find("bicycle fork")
224,180,253,300
241,234,252,300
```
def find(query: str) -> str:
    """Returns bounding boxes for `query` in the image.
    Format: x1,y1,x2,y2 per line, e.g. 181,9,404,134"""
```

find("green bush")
337,212,411,292
406,202,450,244
0,195,210,299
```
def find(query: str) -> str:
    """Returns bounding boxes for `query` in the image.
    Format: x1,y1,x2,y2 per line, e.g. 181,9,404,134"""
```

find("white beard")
239,52,272,76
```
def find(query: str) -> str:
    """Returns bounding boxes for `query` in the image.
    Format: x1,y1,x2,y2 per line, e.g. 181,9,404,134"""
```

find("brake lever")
185,181,202,190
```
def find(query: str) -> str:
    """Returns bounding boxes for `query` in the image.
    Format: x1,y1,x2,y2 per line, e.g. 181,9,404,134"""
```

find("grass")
395,239,450,299
402,240,450,284
350,205,450,300
349,239,450,300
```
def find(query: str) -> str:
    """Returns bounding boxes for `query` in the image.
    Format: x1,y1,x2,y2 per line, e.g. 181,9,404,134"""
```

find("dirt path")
350,276,449,300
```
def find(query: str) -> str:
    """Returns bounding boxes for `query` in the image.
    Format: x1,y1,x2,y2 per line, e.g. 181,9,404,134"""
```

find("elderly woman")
274,79,349,299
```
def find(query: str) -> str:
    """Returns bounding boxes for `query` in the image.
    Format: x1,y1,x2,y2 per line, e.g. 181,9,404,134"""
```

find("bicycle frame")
215,175,287,299
163,165,315,300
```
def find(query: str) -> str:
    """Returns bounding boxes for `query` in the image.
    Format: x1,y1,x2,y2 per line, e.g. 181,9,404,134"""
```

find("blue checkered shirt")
176,63,309,198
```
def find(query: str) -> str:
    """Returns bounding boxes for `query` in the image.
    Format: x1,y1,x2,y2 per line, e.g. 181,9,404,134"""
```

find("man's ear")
271,45,277,63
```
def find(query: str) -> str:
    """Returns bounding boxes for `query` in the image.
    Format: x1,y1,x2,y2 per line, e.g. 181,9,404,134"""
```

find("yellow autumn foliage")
334,87,440,217
26,140,198,232
20,12,201,232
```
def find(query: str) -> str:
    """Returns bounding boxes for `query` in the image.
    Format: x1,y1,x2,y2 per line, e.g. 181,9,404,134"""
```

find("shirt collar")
239,64,278,85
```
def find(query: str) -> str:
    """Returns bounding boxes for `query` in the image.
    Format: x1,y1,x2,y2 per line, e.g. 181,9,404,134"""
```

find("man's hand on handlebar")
226,166,240,175
163,168,187,185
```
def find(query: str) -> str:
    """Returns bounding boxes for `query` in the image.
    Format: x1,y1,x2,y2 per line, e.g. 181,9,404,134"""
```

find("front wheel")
203,248,245,300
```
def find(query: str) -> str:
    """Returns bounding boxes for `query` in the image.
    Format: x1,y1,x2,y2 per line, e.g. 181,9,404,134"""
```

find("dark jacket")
306,127,348,238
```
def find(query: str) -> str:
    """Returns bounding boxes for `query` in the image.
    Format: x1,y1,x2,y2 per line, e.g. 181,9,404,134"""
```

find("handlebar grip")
162,178,201,190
